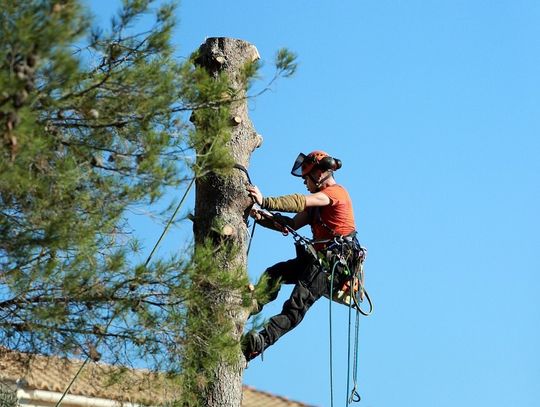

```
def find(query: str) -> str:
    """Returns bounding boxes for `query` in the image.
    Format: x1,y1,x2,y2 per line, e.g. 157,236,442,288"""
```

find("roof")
0,348,312,407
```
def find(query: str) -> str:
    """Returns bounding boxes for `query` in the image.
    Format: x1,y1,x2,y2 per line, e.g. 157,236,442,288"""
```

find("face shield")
290,153,310,177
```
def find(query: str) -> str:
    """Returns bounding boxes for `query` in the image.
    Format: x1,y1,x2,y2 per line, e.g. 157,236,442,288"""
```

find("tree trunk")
188,38,262,407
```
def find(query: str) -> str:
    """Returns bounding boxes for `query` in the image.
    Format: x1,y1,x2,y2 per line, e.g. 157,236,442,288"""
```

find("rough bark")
191,38,261,407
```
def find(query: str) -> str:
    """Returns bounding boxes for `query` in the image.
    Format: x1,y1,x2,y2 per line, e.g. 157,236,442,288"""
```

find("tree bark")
190,38,261,407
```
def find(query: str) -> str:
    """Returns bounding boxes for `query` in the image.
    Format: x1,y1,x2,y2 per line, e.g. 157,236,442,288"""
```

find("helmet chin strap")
310,171,333,191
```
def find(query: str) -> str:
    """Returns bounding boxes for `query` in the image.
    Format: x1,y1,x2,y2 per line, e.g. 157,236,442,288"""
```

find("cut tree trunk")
189,37,262,407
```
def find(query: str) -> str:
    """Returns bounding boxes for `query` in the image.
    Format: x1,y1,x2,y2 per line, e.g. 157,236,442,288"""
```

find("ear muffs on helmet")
318,156,342,172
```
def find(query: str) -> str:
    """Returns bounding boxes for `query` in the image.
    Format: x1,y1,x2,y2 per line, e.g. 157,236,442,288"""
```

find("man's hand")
249,208,264,221
271,213,293,235
246,185,263,205
249,208,289,235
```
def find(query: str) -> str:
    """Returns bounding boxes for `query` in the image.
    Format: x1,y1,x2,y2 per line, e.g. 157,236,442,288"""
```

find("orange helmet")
291,150,342,177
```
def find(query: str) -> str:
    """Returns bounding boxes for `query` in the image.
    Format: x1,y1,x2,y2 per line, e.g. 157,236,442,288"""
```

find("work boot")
241,331,265,361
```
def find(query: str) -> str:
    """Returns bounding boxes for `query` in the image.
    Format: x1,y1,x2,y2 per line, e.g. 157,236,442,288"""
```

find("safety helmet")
290,150,342,177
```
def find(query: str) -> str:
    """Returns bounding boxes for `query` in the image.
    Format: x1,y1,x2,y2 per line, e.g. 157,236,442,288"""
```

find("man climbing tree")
243,150,363,360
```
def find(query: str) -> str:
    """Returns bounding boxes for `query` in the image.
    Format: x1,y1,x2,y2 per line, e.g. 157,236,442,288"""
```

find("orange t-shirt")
310,184,356,241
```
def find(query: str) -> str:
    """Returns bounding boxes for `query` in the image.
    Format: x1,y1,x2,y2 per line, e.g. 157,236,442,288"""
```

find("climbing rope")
345,275,358,405
328,259,339,407
327,243,371,406
143,177,195,267
345,264,362,404
233,164,258,257
344,248,369,404
54,177,196,407
348,305,362,404
246,219,257,257
352,249,373,317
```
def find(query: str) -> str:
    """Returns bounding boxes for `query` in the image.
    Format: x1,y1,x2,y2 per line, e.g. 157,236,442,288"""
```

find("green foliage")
248,48,297,99
239,59,262,90
251,272,281,308
0,0,204,368
0,1,296,404
179,238,249,406
275,48,298,78
177,58,238,177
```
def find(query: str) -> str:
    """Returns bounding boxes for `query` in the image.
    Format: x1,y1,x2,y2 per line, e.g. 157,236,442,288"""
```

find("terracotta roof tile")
243,386,315,407
0,348,178,405
0,349,314,407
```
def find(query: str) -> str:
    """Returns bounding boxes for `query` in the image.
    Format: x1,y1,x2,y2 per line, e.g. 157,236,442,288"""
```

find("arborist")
242,150,362,361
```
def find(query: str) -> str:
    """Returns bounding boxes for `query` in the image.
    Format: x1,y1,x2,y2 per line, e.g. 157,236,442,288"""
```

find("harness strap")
309,206,339,237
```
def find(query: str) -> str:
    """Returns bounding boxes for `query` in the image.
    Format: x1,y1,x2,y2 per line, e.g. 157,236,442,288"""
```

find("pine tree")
1,1,296,406
1,0,192,368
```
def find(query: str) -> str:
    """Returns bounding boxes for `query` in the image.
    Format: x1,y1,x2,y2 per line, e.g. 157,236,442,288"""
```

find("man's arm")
292,210,310,230
247,185,331,212
305,192,331,207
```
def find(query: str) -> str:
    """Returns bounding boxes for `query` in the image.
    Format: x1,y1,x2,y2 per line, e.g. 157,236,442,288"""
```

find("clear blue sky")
90,1,539,406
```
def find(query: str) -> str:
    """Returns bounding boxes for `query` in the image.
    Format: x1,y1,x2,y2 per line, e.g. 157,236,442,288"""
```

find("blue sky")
90,1,539,406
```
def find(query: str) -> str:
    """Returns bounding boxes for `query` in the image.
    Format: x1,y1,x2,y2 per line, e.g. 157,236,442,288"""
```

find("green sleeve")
261,194,306,213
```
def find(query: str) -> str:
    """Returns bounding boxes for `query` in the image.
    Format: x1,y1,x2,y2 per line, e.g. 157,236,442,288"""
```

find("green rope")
54,356,89,406
54,315,115,407
345,263,362,404
348,306,361,404
144,177,196,267
328,260,340,407
346,268,354,404
54,177,196,407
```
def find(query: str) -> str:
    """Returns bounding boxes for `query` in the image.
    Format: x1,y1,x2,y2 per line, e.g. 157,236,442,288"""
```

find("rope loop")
348,388,362,404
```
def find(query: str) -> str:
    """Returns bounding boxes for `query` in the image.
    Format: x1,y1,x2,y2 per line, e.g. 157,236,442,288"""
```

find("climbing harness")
318,233,373,316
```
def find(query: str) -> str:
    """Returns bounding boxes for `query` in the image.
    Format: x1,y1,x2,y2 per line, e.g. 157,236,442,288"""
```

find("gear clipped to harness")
322,237,373,317
335,247,371,314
